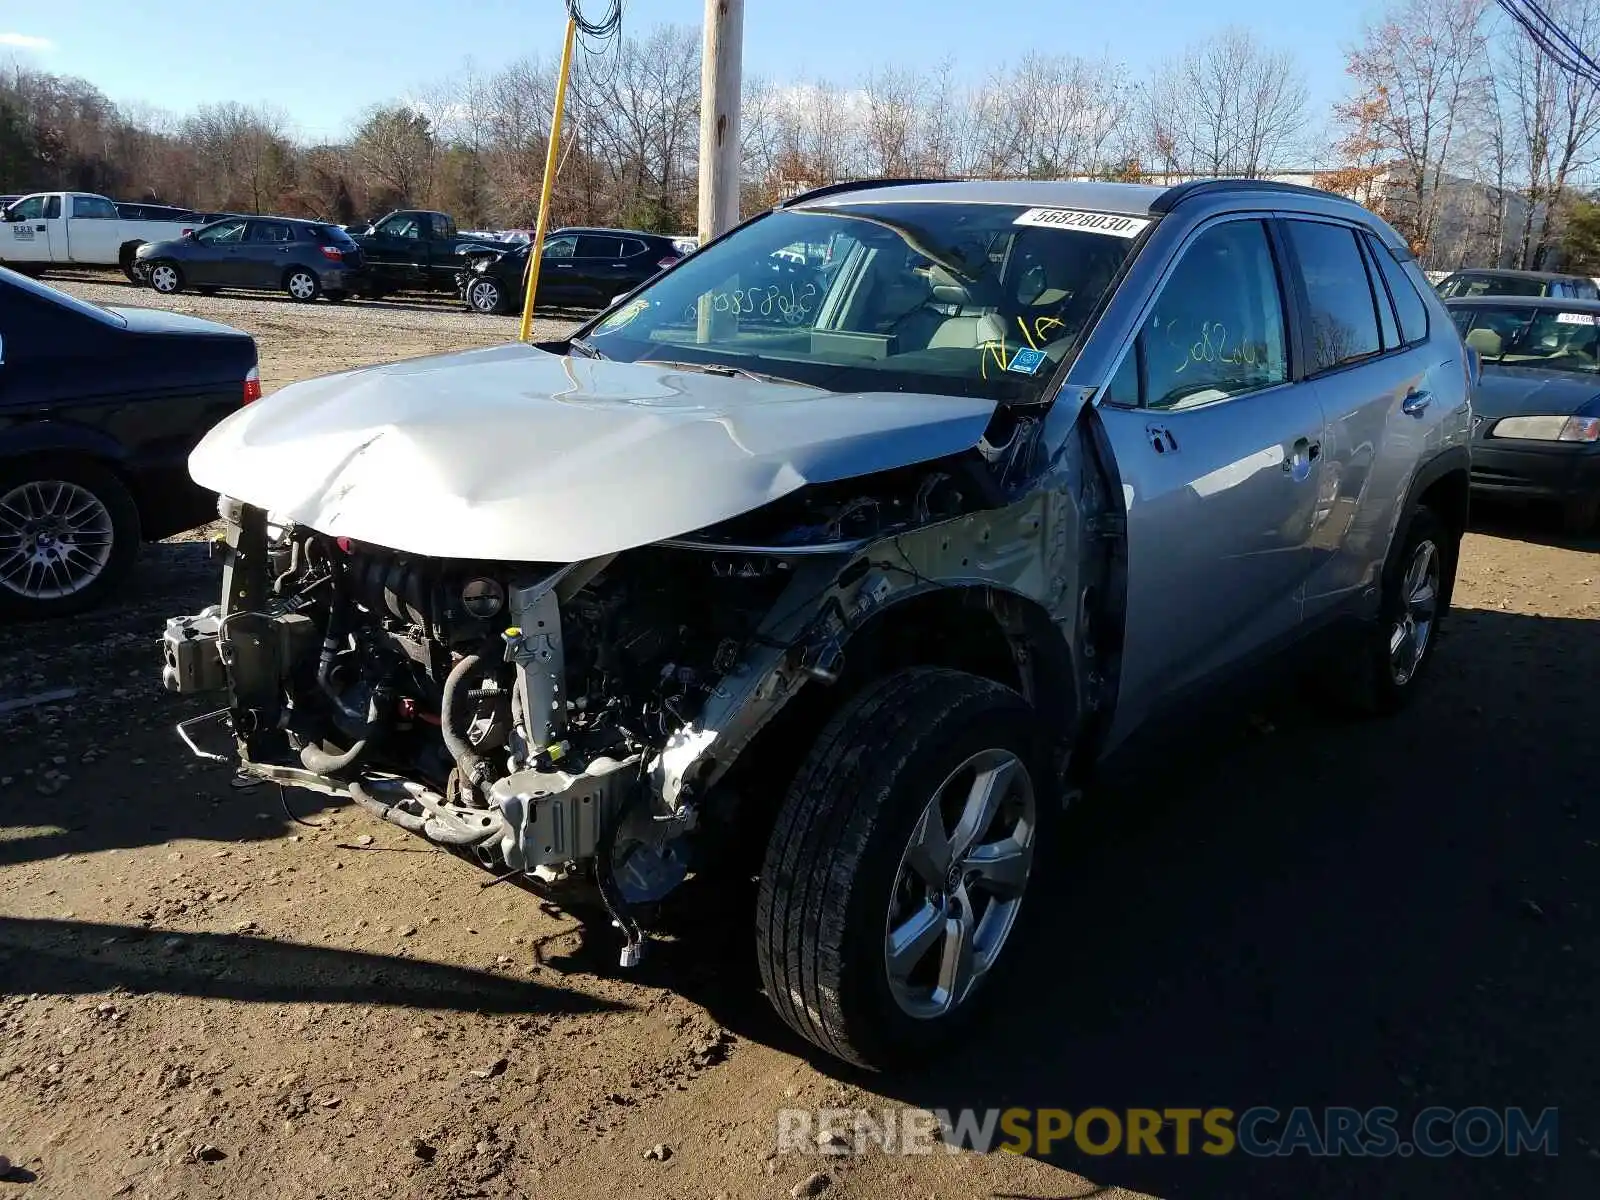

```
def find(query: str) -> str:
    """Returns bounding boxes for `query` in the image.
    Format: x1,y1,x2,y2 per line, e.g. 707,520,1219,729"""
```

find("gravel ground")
0,271,1596,1200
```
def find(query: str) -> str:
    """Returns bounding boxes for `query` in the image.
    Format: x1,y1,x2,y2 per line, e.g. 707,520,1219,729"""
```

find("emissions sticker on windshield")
1013,208,1151,238
1556,311,1597,325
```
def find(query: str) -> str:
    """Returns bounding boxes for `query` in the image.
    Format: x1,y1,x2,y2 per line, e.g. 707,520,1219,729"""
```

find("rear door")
1092,214,1328,740
570,235,623,303
2,196,52,263
242,220,295,288
63,194,121,263
1287,220,1451,621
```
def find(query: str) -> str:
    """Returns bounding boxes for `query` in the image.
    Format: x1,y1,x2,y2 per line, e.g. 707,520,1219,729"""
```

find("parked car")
1436,267,1600,301
0,266,258,619
116,202,196,222
135,216,367,303
350,210,508,296
458,226,684,314
160,178,1469,1070
1446,294,1600,531
0,191,200,281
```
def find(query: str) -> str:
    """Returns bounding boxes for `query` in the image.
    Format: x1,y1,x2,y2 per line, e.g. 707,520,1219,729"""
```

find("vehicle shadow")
1468,495,1600,553
655,604,1597,1200
0,916,625,1015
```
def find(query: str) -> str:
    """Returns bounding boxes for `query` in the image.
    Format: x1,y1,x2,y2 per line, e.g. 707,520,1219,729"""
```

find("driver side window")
1136,220,1289,411
197,219,247,245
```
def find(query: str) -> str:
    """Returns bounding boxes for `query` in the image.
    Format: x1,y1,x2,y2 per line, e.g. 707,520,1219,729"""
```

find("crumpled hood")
1475,365,1600,419
188,343,999,562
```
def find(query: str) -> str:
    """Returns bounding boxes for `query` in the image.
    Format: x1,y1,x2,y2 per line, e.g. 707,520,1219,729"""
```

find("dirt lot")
1,274,1596,1200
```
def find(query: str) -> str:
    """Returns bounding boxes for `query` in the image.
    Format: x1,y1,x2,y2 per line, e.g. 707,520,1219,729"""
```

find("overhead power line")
1495,0,1600,88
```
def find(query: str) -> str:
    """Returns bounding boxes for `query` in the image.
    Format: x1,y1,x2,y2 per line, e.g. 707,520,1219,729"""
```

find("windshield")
584,202,1146,402
1452,305,1600,374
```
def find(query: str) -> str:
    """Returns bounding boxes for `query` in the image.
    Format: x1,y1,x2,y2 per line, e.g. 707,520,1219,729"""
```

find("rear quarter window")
1366,234,1430,345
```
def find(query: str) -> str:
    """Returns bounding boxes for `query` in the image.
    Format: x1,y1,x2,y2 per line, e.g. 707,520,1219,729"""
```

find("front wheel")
0,458,141,620
756,668,1051,1070
285,268,320,302
147,261,183,295
466,276,508,314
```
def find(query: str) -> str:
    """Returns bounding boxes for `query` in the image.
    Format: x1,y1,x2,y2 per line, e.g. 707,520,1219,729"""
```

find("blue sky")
7,0,1374,143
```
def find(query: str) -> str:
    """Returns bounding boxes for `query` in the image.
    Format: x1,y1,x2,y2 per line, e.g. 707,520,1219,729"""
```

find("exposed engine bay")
159,444,1095,964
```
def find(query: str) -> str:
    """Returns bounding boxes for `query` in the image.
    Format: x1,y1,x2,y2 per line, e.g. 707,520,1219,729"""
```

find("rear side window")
1136,219,1290,410
1366,235,1430,345
620,238,648,257
1285,220,1381,373
576,235,623,258
247,222,293,244
70,195,117,219
312,225,357,246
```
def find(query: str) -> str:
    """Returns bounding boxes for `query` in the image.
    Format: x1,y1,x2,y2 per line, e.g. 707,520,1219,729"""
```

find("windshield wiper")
637,358,809,387
568,336,604,359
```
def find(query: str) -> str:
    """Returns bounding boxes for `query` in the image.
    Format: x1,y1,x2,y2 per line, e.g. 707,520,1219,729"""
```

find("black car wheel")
147,261,183,295
284,268,321,303
466,277,508,315
756,668,1053,1070
0,457,141,620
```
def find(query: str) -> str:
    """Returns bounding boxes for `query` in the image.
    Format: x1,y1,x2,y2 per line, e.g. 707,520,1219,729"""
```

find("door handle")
1282,437,1320,476
1402,389,1432,416
34,224,44,232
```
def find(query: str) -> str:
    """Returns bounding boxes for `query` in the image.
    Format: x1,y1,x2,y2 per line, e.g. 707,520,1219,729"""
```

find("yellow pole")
519,15,578,342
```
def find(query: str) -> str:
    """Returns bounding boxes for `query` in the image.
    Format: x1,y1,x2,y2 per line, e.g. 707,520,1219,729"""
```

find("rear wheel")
1335,505,1453,715
284,268,320,302
0,458,141,620
756,668,1052,1070
148,261,183,295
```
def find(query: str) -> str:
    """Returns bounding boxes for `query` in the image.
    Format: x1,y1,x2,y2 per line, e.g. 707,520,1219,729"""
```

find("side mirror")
181,228,195,239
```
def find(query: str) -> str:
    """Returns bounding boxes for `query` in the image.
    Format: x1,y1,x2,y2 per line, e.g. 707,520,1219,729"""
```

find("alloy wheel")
288,272,317,300
0,480,116,600
1389,538,1440,686
470,279,501,313
884,748,1037,1020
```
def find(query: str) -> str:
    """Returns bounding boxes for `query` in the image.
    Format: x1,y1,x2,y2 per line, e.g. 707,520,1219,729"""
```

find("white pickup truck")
0,191,202,279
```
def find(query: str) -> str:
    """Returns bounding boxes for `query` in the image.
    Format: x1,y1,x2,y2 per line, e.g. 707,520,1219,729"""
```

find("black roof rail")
779,177,958,208
1150,178,1345,213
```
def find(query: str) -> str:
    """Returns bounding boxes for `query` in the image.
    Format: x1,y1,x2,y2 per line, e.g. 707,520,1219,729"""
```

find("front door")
3,196,52,264
187,218,249,285
538,234,581,303
63,194,122,263
1091,216,1328,742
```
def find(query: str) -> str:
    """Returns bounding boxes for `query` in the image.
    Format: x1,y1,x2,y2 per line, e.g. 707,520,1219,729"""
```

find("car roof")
779,177,1373,220
1444,295,1600,310
550,226,668,238
1443,267,1586,281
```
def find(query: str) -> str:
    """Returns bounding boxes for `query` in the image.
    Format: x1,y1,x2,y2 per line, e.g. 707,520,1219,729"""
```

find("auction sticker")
1013,208,1151,238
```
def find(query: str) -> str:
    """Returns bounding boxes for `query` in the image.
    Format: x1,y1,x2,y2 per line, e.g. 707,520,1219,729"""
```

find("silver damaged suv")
162,179,1472,1070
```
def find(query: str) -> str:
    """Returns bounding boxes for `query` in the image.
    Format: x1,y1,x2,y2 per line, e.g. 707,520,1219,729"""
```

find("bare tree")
1142,29,1309,177
1501,0,1600,266
1343,0,1489,256
351,104,437,211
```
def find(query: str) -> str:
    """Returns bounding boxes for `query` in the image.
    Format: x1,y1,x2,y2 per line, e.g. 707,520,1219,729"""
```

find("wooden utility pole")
697,0,744,244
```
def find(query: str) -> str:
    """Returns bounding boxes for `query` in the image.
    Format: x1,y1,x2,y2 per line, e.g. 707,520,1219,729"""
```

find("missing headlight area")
162,442,1095,971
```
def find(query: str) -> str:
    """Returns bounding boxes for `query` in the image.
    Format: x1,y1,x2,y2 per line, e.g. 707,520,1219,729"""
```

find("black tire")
120,247,144,283
284,267,321,303
756,668,1053,1070
1335,504,1455,715
465,276,509,315
147,260,184,295
1562,491,1600,536
0,457,142,621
